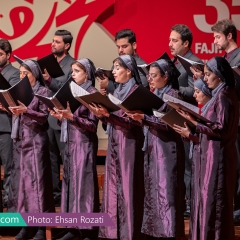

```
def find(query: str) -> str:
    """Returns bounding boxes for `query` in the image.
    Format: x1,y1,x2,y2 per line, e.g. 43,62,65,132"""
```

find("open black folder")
163,93,211,124
37,54,64,78
70,82,164,114
108,85,164,114
137,52,173,77
177,55,205,78
95,68,114,81
34,78,80,113
0,75,33,110
153,108,196,129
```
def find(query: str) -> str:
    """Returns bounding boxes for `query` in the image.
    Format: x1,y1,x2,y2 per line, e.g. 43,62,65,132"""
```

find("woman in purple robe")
7,59,55,240
175,56,239,240
127,59,185,239
90,55,145,240
49,58,99,240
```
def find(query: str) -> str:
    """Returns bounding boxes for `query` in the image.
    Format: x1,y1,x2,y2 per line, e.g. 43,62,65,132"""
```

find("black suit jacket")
0,63,19,132
175,50,203,104
48,54,75,130
106,54,148,94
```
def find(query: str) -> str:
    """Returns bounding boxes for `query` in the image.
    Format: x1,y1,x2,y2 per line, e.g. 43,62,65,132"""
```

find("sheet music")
108,93,123,105
70,81,89,97
153,110,165,118
163,93,199,113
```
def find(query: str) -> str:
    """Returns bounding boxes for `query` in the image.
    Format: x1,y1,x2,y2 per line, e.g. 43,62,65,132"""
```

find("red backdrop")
1,0,240,63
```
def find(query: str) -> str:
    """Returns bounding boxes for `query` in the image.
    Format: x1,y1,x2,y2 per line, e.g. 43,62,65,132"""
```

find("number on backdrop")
194,0,240,33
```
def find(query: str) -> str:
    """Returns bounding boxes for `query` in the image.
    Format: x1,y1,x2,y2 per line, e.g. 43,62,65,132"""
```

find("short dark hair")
211,19,237,42
0,39,12,55
115,29,136,44
54,30,73,51
171,24,193,48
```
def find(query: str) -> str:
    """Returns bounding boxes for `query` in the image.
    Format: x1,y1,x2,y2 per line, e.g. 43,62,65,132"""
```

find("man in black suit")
169,24,203,218
212,19,240,224
43,30,75,206
97,29,148,94
0,39,19,208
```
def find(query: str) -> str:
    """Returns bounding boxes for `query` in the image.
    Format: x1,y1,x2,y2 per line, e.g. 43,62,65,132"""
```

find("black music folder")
71,83,164,114
35,78,80,113
0,75,33,110
177,55,205,78
108,85,164,114
95,68,114,81
37,54,65,78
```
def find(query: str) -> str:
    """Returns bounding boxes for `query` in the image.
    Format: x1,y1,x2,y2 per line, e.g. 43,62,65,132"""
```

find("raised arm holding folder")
37,54,64,78
0,75,33,110
177,55,205,78
35,78,80,113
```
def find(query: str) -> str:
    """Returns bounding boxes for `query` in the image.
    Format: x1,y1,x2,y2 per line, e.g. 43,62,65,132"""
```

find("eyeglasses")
147,73,159,80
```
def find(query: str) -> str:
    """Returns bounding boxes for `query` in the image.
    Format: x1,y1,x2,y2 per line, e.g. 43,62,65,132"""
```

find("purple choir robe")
189,86,239,240
8,85,55,213
61,85,99,229
141,88,185,238
99,84,145,240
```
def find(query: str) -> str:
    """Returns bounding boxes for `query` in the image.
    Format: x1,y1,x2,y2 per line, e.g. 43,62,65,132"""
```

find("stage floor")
1,218,240,239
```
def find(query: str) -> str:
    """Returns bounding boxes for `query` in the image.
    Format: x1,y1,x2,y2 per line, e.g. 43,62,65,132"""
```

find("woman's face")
112,61,131,83
71,63,87,85
147,66,167,89
19,66,36,86
203,65,222,89
193,86,211,105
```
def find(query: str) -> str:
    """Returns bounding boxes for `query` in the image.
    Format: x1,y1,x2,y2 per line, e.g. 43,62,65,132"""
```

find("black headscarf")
14,55,45,86
113,55,141,85
76,58,96,86
150,59,179,90
206,56,235,87
194,77,212,98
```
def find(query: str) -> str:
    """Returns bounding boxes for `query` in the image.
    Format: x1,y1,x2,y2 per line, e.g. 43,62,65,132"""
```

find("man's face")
169,30,188,56
116,38,136,56
51,35,69,56
213,32,229,50
0,49,9,68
